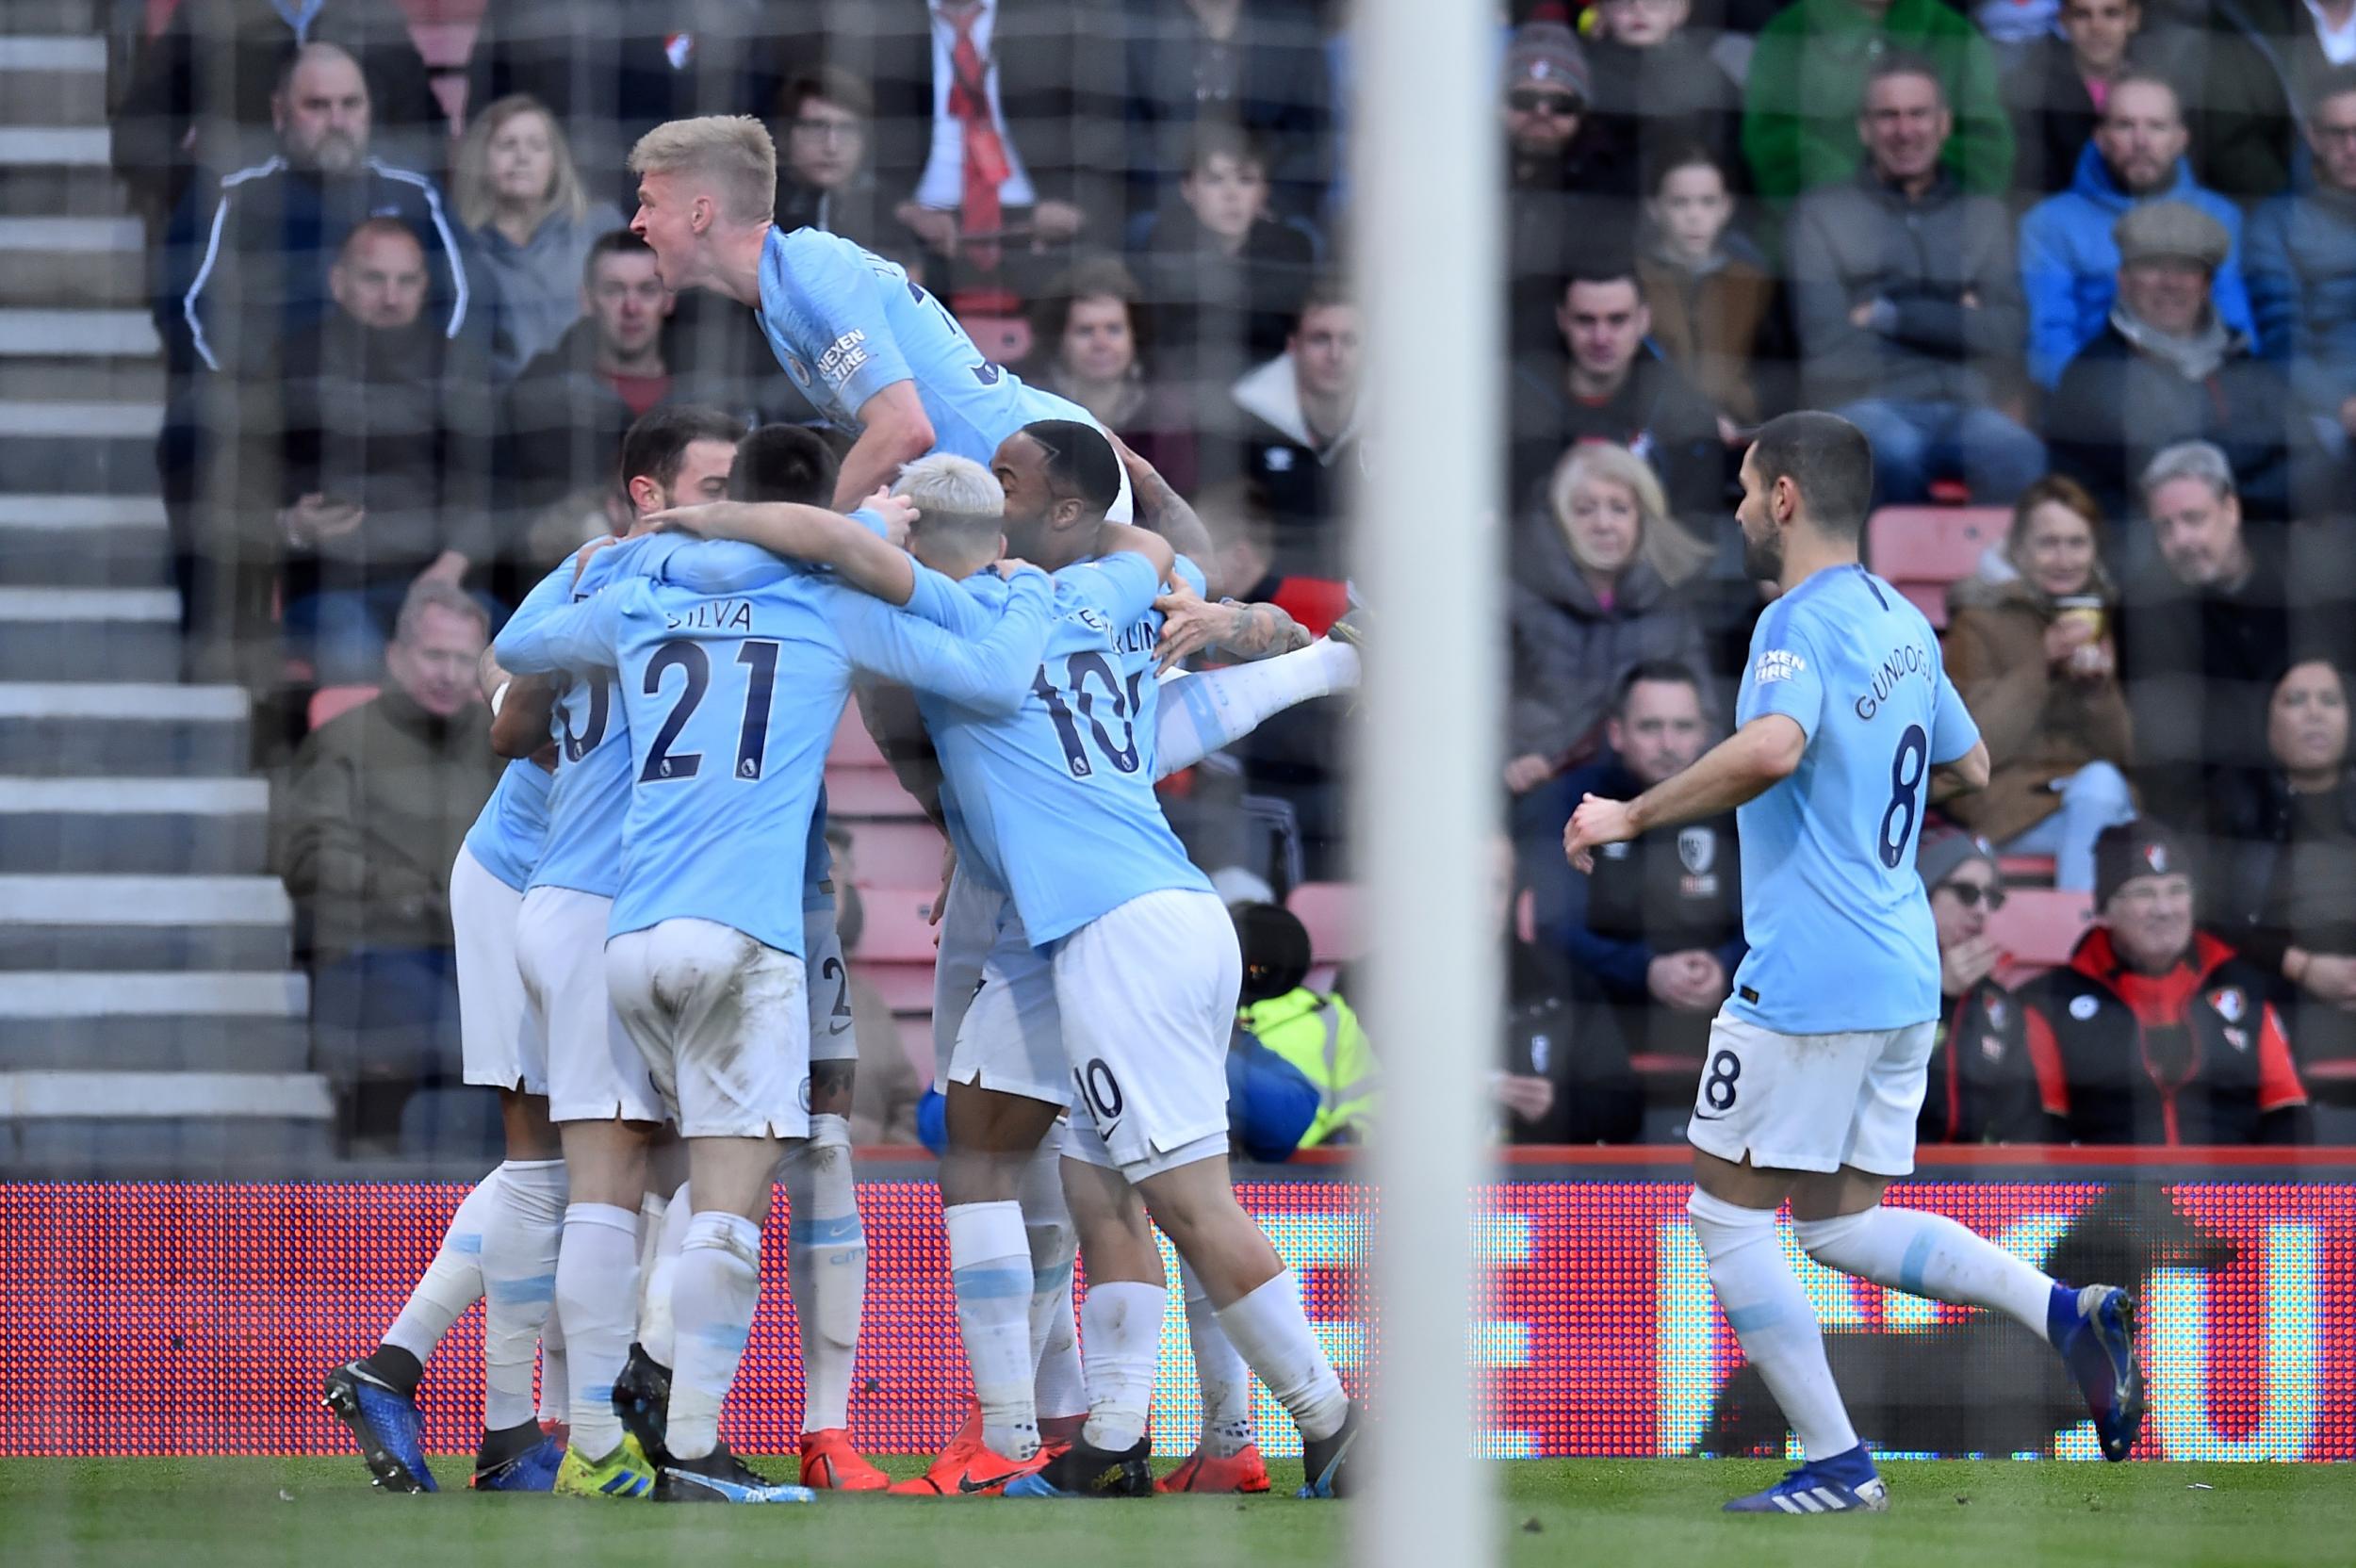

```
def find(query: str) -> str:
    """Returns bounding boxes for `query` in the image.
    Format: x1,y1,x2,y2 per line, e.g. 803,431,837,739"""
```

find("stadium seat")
1288,882,1360,964
304,684,379,731
1998,854,2057,887
829,703,890,769
823,764,929,819
1988,888,2094,985
959,316,1033,366
855,887,944,964
1863,506,2007,629
855,960,935,1015
840,818,947,887
397,1085,501,1160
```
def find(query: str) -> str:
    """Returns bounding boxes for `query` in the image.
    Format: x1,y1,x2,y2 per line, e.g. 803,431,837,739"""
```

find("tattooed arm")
1152,572,1312,673
1105,434,1218,577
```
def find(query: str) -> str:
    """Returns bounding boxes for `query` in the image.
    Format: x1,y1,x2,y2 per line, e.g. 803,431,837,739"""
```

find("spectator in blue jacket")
1518,660,1742,1064
155,42,468,382
2020,72,2254,390
2245,67,2356,472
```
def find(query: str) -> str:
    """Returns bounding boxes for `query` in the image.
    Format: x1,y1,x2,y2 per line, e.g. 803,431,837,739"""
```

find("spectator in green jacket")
1742,0,2015,204
1232,901,1378,1149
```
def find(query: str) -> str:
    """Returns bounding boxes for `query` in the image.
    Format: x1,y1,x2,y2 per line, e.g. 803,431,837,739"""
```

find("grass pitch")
2,1455,2345,1568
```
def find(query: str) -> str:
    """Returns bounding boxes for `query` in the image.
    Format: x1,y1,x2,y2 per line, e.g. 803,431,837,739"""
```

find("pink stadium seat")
854,960,937,1015
853,886,945,964
960,316,1033,365
840,818,947,887
830,703,891,769
1988,888,2095,986
1997,854,2058,887
305,684,379,730
824,764,929,820
893,1014,937,1085
1288,882,1361,965
1864,506,2008,629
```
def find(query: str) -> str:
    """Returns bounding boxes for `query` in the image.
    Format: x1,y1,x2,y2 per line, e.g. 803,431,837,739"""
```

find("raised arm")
837,567,1056,714
648,497,923,605
836,382,936,510
1107,435,1216,573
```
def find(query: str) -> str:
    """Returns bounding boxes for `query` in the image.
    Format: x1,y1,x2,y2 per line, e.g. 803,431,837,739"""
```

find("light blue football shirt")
904,549,1216,949
758,225,1104,460
1729,564,1982,1035
460,757,552,893
496,555,1053,958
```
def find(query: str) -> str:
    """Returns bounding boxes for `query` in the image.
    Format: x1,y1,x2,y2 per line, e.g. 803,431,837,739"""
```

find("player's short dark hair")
1863,50,1946,107
730,423,840,506
1184,119,1267,178
1612,659,1704,718
1021,418,1122,514
1747,411,1875,542
778,65,873,123
2309,62,2356,117
618,403,744,491
583,228,657,286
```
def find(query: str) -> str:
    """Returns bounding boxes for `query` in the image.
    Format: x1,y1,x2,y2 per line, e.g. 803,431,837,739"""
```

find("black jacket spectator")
1534,754,1743,1059
2046,319,2302,524
465,0,786,204
155,155,468,383
263,308,494,609
1501,938,1644,1144
111,0,442,226
1579,29,1743,195
1138,211,1317,382
1208,289,1364,578
1121,0,1333,224
1506,347,1725,526
2021,924,2311,1143
1922,980,2054,1143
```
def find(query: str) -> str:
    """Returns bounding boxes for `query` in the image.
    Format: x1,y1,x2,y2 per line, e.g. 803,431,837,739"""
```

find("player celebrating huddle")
1566,413,2144,1513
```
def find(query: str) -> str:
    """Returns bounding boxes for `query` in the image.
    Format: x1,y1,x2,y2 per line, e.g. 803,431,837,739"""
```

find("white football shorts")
1056,888,1239,1180
450,845,546,1095
605,917,810,1140
931,864,1006,1086
515,883,663,1125
944,904,1070,1108
1685,1011,1937,1177
803,900,858,1066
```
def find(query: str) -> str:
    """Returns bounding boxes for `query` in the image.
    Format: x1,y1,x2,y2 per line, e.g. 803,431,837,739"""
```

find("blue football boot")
1298,1405,1363,1499
472,1429,564,1492
654,1444,817,1505
321,1359,437,1494
2051,1283,2145,1461
1723,1444,1889,1514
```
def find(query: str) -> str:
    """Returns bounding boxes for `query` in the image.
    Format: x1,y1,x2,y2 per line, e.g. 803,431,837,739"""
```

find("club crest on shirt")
1263,447,1295,472
1980,1033,2008,1063
664,31,695,69
1985,996,2008,1031
2224,1026,2251,1053
782,353,812,387
2209,987,2246,1023
2069,993,2100,1021
1529,1033,1552,1075
1754,648,1806,686
1677,826,1720,897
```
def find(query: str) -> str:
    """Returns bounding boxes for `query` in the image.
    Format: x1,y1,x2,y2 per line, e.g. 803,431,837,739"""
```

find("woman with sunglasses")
1940,476,2137,890
1915,826,2052,1143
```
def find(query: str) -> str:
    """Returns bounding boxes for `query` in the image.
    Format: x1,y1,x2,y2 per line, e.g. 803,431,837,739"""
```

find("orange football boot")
799,1429,890,1492
1155,1443,1272,1494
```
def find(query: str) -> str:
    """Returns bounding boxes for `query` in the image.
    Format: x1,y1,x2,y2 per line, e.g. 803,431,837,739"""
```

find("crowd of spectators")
111,0,2356,1151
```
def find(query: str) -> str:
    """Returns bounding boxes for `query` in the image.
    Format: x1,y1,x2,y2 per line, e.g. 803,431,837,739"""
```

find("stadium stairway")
0,11,332,1176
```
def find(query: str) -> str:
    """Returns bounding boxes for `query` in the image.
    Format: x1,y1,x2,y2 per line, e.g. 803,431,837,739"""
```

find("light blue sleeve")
649,538,794,595
766,234,913,412
1055,550,1160,627
846,505,892,540
832,569,1055,714
494,579,636,676
903,563,1009,638
1929,667,1983,765
1735,606,1825,740
500,559,579,643
1173,555,1208,597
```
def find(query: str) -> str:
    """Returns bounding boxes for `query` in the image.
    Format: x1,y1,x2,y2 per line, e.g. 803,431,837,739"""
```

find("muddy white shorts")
605,917,810,1140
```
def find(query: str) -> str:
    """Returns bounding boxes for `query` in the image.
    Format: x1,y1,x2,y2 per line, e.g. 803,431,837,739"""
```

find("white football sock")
640,1181,693,1368
383,1169,499,1362
479,1157,567,1429
1017,1133,1085,1424
1153,639,1361,778
1795,1206,2058,1343
783,1115,866,1433
537,1308,568,1427
555,1201,641,1461
1214,1268,1347,1444
666,1210,764,1462
946,1200,1039,1460
1078,1282,1164,1453
1687,1188,1859,1462
633,1184,669,1335
1179,1257,1255,1458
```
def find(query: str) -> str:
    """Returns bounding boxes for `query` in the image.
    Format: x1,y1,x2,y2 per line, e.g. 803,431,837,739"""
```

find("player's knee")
1686,1186,1778,1257
1791,1210,1873,1267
